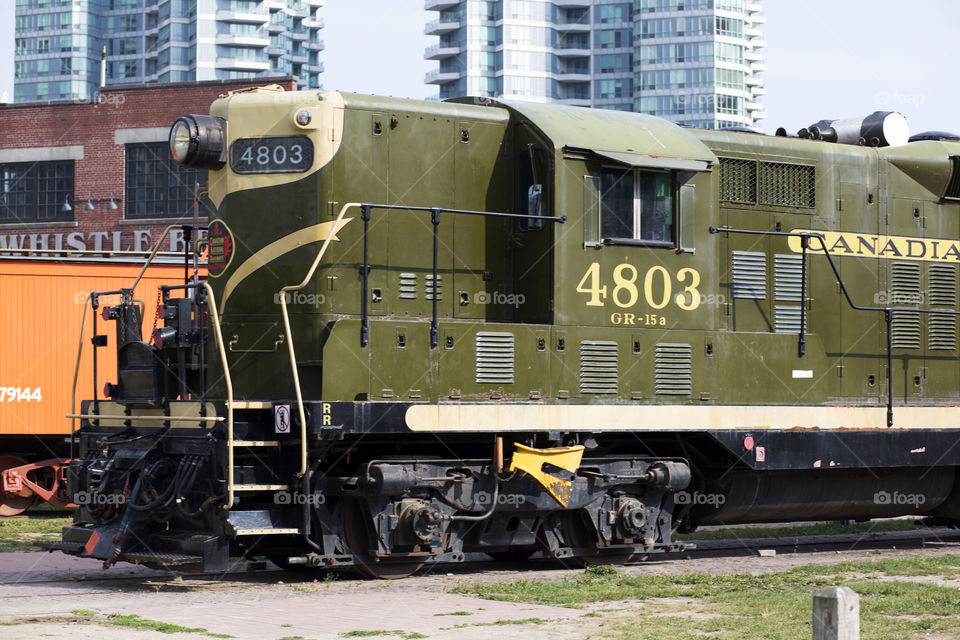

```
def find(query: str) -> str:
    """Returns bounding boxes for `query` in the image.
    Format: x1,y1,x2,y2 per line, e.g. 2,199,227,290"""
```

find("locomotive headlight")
168,115,227,169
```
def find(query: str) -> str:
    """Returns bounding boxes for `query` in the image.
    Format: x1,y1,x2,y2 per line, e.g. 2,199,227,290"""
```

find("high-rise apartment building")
425,0,765,129
13,0,324,103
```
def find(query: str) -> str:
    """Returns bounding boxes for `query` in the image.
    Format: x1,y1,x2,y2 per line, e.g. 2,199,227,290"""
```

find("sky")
1,0,958,135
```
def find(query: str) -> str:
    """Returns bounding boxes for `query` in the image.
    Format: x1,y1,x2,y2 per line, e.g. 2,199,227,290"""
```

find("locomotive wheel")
341,498,425,579
486,549,536,563
560,510,637,567
0,456,35,517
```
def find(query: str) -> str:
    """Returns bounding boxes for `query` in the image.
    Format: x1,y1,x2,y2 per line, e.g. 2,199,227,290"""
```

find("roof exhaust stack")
796,111,909,147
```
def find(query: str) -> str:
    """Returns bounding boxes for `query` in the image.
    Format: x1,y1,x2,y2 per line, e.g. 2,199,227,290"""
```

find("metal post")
360,204,370,348
812,586,860,640
430,207,440,349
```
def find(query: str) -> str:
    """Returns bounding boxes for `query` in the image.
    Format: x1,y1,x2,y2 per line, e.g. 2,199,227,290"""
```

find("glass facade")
14,0,325,102
425,0,765,129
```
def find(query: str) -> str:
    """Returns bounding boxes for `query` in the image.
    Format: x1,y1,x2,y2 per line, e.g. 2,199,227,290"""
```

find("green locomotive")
50,87,960,577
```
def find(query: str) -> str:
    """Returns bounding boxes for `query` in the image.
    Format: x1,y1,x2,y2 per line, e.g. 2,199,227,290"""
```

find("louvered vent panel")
929,314,957,351
774,254,804,333
425,274,442,301
655,343,692,396
719,157,757,204
475,332,514,384
928,264,957,350
732,251,766,299
945,157,960,201
773,306,802,334
928,264,957,306
398,273,417,300
758,161,816,208
579,341,618,395
890,262,921,349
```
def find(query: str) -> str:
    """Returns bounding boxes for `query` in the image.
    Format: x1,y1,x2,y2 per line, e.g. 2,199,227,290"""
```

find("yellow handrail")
279,202,360,478
202,282,235,510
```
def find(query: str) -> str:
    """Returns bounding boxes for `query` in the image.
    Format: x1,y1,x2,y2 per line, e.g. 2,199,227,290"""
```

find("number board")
230,136,314,174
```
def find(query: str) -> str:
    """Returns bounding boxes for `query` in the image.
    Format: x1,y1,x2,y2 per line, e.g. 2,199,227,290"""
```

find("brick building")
0,76,298,256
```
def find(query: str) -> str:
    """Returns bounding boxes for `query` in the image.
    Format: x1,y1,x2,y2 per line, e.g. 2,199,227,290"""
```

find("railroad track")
3,525,959,588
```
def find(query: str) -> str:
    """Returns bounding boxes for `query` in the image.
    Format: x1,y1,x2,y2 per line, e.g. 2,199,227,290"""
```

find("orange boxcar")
0,258,189,514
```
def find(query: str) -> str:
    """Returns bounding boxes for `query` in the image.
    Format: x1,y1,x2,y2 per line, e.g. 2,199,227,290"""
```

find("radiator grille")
890,262,921,349
579,340,619,395
655,343,692,396
398,273,417,300
731,251,766,299
758,161,816,208
719,157,757,204
475,332,514,384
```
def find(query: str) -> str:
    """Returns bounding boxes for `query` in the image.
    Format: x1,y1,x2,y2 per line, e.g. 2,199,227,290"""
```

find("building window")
0,161,74,224
125,142,207,219
600,168,674,246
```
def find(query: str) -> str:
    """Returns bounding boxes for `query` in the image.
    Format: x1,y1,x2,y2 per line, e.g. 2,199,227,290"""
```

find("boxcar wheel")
0,456,35,516
561,510,638,567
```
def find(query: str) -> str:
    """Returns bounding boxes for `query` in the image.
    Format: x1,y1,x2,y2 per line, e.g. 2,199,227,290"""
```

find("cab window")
600,168,674,247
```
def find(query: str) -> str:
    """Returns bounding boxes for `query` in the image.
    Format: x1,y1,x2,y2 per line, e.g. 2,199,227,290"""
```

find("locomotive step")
233,483,289,491
227,509,300,536
232,527,301,536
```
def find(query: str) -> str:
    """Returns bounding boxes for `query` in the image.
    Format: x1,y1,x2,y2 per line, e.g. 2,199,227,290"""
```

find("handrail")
202,282,235,510
711,225,960,428
69,293,92,460
279,202,360,479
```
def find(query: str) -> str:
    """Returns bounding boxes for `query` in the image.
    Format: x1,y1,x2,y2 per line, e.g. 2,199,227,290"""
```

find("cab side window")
600,167,674,247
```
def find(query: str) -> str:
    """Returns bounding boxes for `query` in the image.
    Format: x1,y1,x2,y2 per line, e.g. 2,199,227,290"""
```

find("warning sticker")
274,404,291,434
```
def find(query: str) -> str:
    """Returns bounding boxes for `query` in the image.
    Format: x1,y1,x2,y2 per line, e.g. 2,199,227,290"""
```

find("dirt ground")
2,533,959,640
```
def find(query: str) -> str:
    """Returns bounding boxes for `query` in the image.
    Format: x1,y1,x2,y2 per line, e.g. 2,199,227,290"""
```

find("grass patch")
106,613,232,637
676,519,921,542
433,611,472,616
0,514,72,552
455,555,960,640
71,609,97,617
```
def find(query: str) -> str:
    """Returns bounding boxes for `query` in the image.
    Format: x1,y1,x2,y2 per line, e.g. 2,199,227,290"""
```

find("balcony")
306,39,325,51
303,17,324,29
750,61,767,72
749,38,767,49
425,18,461,35
554,47,591,57
215,10,269,24
425,70,460,84
556,73,590,83
424,0,459,9
285,4,310,18
748,13,766,24
744,49,763,61
750,85,767,96
215,33,270,47
553,0,591,7
288,30,309,40
554,22,591,32
424,43,461,59
744,74,762,86
215,58,270,71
